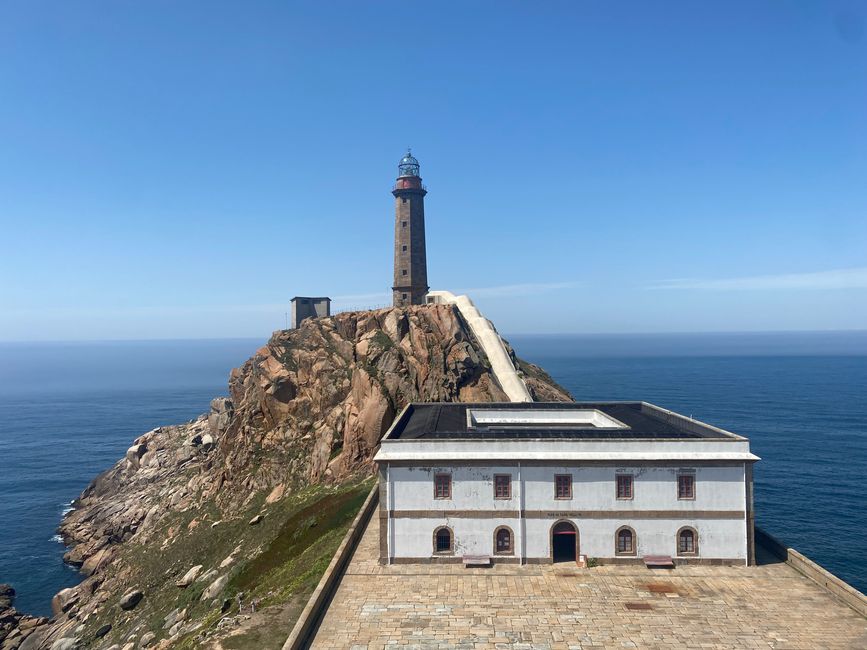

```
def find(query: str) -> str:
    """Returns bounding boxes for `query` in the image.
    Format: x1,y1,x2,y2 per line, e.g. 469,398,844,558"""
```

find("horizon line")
2,328,867,345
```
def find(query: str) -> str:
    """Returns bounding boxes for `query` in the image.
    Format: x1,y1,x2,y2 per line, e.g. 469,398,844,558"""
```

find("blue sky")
1,1,865,340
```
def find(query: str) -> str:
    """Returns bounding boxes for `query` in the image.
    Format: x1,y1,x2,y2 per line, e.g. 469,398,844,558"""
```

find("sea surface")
1,332,866,616
0,339,262,615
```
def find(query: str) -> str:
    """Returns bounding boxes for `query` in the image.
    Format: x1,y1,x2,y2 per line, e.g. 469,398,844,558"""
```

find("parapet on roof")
375,402,759,463
385,402,745,441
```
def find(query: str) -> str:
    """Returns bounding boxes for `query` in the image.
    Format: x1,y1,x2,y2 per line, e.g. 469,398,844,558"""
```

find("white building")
373,402,759,566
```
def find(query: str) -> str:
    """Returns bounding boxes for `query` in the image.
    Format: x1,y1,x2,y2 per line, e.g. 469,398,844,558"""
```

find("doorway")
551,520,579,563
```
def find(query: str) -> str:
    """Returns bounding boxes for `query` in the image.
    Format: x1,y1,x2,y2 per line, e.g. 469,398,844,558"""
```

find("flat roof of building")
384,402,745,441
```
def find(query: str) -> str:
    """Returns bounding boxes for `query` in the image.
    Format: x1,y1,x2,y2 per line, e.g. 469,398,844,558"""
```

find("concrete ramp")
427,290,532,403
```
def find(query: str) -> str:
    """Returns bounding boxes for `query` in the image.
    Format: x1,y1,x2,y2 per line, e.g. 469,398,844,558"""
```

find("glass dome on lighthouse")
398,149,420,177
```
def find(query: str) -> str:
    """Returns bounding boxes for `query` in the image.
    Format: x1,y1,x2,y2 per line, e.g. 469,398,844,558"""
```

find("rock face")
0,585,14,611
9,305,570,648
50,588,78,617
0,584,49,649
218,305,568,492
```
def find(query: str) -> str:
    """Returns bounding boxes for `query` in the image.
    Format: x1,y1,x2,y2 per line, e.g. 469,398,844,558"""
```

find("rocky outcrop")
0,584,49,650
9,305,570,648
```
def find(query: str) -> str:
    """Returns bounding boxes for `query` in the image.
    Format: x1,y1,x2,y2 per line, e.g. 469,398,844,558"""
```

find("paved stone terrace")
311,520,867,649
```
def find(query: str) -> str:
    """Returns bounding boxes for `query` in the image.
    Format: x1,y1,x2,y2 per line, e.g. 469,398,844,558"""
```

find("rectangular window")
554,474,572,500
402,269,408,276
616,474,633,500
494,474,511,499
402,220,407,227
678,474,695,500
434,473,451,499
402,245,407,251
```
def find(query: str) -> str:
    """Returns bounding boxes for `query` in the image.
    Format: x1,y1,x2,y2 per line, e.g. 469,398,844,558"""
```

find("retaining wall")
756,526,866,618
282,485,380,650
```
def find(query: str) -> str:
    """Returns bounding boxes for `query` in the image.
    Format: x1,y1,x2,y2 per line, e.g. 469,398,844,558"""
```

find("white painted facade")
384,464,748,561
375,403,759,566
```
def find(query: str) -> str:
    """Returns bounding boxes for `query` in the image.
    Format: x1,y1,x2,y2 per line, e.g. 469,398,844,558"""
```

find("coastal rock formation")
0,585,49,650
13,305,570,648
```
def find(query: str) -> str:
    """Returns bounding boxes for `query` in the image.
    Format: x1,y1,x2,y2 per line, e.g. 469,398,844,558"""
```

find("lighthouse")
392,150,429,307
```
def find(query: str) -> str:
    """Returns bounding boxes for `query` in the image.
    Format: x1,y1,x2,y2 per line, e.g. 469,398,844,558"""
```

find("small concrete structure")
290,296,331,329
374,402,759,566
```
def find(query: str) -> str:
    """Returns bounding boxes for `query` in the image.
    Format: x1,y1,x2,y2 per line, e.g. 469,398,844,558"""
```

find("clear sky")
1,1,865,340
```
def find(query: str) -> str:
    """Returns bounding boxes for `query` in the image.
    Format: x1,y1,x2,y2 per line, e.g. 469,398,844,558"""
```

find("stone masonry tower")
392,150,429,306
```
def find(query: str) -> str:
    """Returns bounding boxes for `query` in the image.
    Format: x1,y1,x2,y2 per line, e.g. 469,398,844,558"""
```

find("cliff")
4,305,570,650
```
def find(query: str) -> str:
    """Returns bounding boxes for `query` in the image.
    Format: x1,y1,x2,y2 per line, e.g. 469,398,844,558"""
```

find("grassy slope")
81,478,372,649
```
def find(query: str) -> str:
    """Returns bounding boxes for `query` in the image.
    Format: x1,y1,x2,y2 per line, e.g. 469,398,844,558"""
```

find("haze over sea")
1,332,866,616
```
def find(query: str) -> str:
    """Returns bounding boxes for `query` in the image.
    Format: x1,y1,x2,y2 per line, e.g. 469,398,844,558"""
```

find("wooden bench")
643,555,675,568
463,555,491,566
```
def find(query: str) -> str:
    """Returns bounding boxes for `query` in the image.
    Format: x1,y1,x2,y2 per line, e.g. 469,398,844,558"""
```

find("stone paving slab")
311,519,867,649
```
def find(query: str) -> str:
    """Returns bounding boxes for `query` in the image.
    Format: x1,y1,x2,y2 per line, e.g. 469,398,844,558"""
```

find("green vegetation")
275,342,298,372
370,330,394,351
86,478,373,650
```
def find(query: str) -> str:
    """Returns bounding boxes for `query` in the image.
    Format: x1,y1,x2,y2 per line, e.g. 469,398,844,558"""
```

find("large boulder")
0,583,14,609
125,443,147,470
19,628,53,650
195,568,217,585
162,607,186,630
49,639,78,650
207,398,233,436
200,575,228,601
118,589,143,611
62,545,87,568
51,588,79,616
174,565,202,588
80,547,114,577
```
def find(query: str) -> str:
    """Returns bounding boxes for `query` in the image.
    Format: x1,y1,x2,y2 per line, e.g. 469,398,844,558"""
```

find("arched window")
494,526,513,555
434,526,453,554
677,527,698,555
615,526,636,556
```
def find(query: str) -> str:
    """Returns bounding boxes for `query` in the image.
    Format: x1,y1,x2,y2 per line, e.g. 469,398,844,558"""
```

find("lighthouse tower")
392,150,429,307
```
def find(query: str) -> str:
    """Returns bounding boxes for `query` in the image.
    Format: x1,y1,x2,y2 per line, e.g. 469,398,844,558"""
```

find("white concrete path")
426,290,532,402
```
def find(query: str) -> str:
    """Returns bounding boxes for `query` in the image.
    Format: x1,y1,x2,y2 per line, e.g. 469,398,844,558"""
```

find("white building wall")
391,465,520,511
393,517,521,558
522,465,745,511
521,518,745,560
387,463,747,561
390,464,744,512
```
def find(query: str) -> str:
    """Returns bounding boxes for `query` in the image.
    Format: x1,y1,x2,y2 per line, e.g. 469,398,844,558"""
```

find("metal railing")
332,303,391,315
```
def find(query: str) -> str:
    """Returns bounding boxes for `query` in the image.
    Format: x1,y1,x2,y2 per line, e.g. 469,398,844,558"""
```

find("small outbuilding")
290,296,331,329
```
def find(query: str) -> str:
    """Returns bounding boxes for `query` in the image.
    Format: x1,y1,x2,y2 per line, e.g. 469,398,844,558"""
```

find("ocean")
1,332,865,616
0,339,261,616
